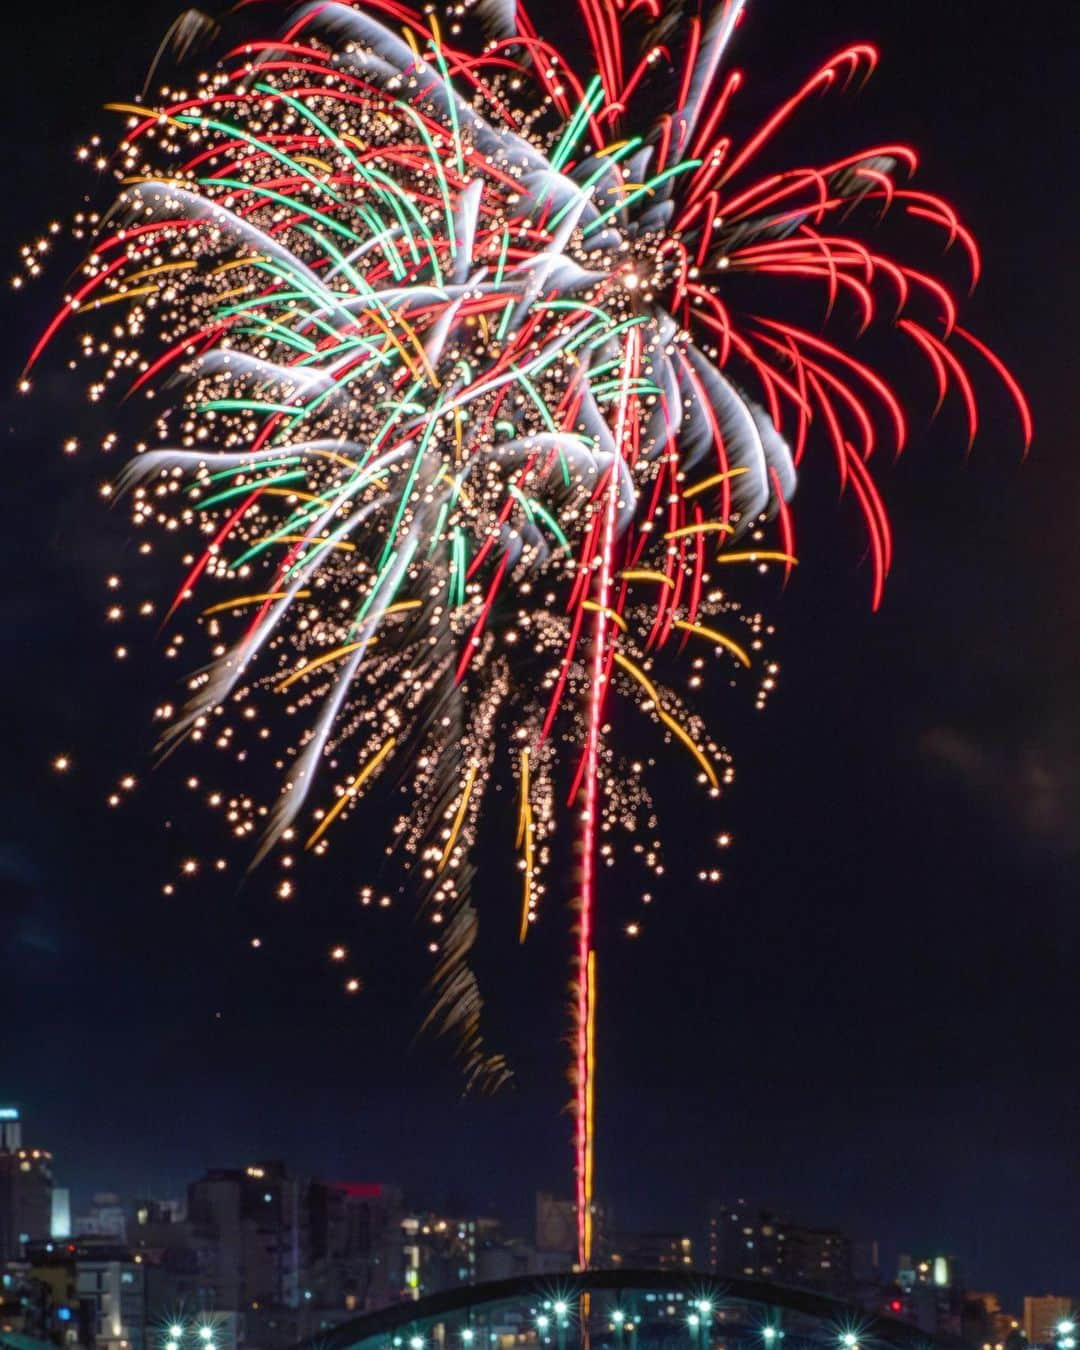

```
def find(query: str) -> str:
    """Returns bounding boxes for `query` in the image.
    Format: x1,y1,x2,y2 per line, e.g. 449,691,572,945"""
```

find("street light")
461,1332,474,1345
840,1334,859,1350
409,1337,424,1350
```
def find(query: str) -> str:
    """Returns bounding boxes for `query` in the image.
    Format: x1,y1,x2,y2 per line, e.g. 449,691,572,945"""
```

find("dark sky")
2,0,1077,1314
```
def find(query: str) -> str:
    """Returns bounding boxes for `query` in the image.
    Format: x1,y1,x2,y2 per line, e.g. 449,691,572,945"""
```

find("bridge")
297,1269,956,1350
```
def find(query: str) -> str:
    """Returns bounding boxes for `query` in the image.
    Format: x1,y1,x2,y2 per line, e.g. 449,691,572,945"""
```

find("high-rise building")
307,1182,403,1312
894,1254,965,1337
535,1192,576,1267
399,1212,498,1299
1023,1296,1074,1347
0,1131,54,1263
780,1224,853,1298
708,1200,853,1298
187,1162,306,1311
76,1255,147,1350
708,1199,780,1280
533,1192,608,1271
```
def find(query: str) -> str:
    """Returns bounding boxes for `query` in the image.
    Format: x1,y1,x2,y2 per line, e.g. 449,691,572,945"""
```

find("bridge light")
1059,1326,1076,1339
169,1329,184,1342
612,1311,625,1327
553,1302,568,1319
537,1316,550,1332
409,1337,424,1349
840,1335,859,1349
698,1302,713,1316
763,1329,777,1342
461,1332,474,1345
688,1314,700,1329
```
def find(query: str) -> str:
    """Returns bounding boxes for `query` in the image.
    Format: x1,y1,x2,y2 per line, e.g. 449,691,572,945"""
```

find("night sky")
2,0,1076,1313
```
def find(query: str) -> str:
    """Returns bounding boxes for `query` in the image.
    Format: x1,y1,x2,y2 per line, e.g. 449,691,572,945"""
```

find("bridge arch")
296,1268,957,1350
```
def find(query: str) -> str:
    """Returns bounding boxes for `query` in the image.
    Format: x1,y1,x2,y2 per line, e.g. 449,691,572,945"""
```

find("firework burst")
25,0,1029,1267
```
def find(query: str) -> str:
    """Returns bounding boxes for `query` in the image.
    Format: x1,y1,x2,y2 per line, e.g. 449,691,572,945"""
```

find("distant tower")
0,1106,22,1151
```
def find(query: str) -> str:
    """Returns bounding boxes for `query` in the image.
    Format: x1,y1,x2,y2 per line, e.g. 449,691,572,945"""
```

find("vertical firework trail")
576,327,638,1264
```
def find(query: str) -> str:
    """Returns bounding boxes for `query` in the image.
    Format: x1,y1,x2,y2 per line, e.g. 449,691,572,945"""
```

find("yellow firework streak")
85,284,157,311
105,103,187,129
216,283,257,304
438,764,478,871
201,589,310,618
294,154,335,174
681,465,751,499
275,534,356,551
259,487,326,503
663,521,735,541
672,619,751,667
583,949,596,1265
580,600,628,633
210,256,271,276
619,568,676,588
715,551,799,566
125,260,197,286
516,749,533,944
305,737,397,849
613,651,719,789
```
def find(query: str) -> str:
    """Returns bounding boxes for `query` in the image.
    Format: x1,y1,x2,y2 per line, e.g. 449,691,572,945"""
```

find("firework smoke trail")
24,0,1031,1270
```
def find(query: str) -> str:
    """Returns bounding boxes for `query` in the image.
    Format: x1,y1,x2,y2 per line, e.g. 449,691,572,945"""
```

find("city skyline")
0,1099,1070,1317
4,1098,1070,1332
